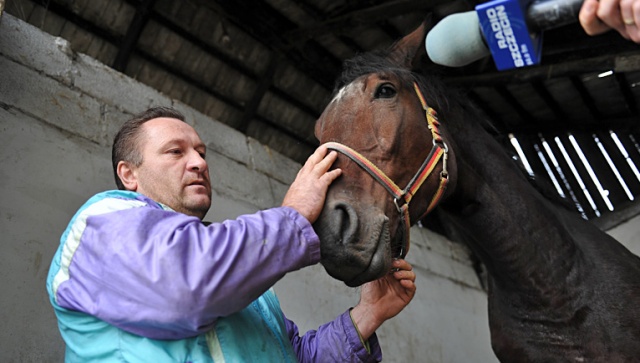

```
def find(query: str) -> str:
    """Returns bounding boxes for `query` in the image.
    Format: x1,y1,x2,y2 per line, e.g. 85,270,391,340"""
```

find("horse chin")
316,210,392,287
343,225,391,287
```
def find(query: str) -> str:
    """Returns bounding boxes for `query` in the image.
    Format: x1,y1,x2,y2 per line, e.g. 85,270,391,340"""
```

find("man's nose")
189,150,208,172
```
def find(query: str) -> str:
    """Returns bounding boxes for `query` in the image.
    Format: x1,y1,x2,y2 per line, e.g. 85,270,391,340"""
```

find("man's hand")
282,145,342,223
580,0,640,43
350,259,417,340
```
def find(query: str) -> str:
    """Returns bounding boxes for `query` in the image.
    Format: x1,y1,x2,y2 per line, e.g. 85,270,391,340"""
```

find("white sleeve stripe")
51,197,147,302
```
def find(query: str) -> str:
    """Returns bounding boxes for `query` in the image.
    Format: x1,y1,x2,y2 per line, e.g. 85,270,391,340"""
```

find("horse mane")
333,50,404,90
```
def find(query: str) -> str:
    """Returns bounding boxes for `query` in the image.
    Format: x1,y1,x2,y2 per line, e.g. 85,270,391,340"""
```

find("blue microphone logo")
477,0,542,70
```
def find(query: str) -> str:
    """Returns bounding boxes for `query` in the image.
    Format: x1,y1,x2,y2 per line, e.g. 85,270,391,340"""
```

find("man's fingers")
322,168,342,184
621,0,640,41
598,0,624,26
621,0,636,24
579,0,640,43
315,151,340,180
399,278,417,292
391,261,417,299
282,145,342,223
307,149,340,185
598,0,635,38
302,145,328,170
393,270,416,282
302,147,337,176
317,150,338,170
392,259,413,271
391,259,416,282
580,0,613,35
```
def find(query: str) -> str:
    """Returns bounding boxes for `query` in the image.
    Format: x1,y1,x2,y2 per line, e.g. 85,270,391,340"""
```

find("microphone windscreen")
425,11,490,67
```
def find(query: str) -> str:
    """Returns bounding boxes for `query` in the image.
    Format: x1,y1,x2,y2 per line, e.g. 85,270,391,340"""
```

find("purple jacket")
47,190,382,362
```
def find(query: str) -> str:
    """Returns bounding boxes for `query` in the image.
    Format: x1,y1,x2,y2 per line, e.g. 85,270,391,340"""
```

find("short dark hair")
112,106,185,190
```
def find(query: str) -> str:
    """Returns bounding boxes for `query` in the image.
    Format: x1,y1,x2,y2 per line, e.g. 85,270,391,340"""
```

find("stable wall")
607,216,640,256
1,13,638,363
0,13,495,363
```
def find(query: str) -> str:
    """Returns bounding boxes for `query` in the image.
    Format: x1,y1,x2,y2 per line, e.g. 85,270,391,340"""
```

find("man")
47,106,416,362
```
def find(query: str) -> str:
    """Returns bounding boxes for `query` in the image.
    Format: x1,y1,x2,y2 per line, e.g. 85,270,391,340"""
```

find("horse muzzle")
314,200,392,287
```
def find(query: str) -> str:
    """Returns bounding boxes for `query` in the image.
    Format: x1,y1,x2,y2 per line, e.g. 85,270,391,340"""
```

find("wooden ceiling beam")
286,0,455,41
532,80,569,121
113,0,157,72
570,76,602,120
211,0,341,90
507,115,639,135
444,51,640,87
614,72,639,117
237,54,279,134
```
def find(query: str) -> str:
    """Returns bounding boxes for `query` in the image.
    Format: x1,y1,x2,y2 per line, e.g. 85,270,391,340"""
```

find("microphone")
426,0,584,70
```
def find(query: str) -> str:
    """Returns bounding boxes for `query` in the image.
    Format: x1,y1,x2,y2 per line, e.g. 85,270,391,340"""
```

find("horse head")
314,22,457,287
313,17,640,363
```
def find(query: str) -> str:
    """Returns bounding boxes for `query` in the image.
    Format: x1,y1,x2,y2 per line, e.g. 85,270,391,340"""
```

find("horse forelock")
334,51,411,94
334,50,454,117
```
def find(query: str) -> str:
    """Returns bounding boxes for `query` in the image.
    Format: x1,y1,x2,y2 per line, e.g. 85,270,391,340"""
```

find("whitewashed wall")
2,13,638,363
606,216,640,257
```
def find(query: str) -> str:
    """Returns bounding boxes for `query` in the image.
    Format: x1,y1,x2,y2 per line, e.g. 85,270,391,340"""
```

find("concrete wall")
0,14,496,363
1,13,638,363
607,215,640,257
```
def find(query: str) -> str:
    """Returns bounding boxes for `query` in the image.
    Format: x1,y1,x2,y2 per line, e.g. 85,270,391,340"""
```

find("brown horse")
313,22,640,362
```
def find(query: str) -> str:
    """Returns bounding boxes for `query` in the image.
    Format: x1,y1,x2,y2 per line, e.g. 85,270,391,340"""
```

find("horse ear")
388,17,432,70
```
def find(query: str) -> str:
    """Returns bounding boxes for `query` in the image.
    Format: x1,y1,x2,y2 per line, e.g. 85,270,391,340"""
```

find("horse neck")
440,114,583,297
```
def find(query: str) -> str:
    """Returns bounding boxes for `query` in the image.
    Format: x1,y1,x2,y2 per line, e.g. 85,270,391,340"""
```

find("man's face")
131,117,212,219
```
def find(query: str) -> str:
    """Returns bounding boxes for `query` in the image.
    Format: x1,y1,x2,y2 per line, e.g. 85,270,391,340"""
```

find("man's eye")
170,149,182,155
199,152,206,159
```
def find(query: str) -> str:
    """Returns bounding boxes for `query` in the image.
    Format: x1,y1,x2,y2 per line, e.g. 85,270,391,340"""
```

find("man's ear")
117,160,138,191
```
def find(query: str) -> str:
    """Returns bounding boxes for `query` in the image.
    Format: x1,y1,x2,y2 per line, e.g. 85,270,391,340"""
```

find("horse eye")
374,84,396,99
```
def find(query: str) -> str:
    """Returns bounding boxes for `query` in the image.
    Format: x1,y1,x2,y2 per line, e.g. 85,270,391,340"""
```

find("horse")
313,21,640,362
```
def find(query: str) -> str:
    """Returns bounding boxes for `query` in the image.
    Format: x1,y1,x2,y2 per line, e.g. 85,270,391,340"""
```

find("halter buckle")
396,246,405,260
393,197,404,214
434,139,449,178
432,138,448,151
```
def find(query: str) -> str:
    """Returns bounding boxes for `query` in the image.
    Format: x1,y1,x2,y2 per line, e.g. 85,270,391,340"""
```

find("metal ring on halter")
396,246,405,261
433,138,448,151
433,139,449,177
393,197,403,214
441,143,449,177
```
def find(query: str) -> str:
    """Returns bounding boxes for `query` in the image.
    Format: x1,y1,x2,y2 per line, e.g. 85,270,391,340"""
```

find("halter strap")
412,82,450,218
324,82,449,259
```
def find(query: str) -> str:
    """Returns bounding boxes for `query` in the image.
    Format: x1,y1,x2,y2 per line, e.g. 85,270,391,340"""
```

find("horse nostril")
333,202,359,245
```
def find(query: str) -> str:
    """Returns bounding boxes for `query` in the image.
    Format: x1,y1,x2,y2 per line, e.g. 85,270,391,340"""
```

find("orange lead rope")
324,82,449,259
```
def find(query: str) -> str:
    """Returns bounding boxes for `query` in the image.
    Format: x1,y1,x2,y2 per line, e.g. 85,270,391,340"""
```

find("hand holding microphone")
579,0,640,43
426,0,640,71
426,0,584,70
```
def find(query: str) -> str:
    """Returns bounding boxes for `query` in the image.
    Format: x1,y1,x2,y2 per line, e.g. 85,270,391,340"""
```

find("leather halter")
323,82,449,259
